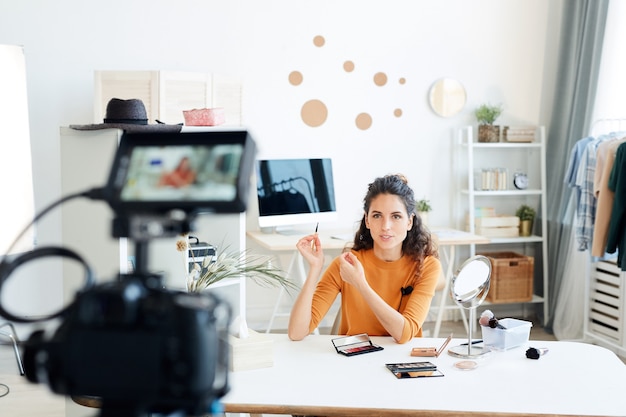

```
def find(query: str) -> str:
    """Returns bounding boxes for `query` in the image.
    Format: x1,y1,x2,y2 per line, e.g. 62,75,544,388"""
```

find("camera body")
24,275,231,416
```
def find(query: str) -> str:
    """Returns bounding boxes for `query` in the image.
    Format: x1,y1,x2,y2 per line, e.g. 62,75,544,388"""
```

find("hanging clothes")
591,137,626,257
606,142,626,270
567,135,599,250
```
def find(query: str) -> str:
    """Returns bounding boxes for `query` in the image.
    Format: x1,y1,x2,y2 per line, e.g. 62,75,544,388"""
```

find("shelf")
476,235,544,244
463,142,542,149
483,294,544,306
462,189,542,196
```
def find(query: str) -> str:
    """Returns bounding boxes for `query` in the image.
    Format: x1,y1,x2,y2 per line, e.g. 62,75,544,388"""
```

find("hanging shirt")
591,137,626,257
606,142,626,270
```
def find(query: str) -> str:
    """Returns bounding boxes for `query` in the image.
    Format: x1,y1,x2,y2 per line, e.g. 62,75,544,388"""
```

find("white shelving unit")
455,126,549,321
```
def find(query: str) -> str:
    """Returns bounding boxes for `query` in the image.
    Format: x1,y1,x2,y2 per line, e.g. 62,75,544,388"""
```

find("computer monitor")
255,158,337,232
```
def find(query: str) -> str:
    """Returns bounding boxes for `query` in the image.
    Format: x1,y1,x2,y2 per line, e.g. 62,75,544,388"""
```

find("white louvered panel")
94,70,242,127
94,71,159,123
588,260,624,345
589,321,620,341
159,71,212,125
212,74,243,125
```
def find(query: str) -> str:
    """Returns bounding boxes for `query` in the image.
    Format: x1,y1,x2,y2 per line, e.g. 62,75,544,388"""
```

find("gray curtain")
544,0,609,331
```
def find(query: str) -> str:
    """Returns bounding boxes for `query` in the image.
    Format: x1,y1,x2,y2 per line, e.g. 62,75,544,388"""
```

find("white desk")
223,334,626,416
430,229,490,338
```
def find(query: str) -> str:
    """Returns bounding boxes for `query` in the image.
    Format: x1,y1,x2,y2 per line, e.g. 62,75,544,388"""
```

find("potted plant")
515,204,536,237
416,198,432,226
475,103,503,143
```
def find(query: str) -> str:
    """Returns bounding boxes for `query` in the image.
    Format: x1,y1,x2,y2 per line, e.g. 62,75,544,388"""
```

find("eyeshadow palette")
331,334,384,357
385,361,444,379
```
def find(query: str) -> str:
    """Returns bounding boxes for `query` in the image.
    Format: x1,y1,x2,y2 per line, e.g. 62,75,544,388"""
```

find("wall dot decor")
373,72,388,87
313,35,325,47
355,113,372,130
301,99,328,127
291,35,406,131
289,71,303,86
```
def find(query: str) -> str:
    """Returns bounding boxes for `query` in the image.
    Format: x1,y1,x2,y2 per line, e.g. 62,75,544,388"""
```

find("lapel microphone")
398,286,414,310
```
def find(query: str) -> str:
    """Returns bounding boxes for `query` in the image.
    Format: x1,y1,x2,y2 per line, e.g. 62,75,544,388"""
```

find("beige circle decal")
373,72,387,86
313,35,325,47
301,99,328,127
289,71,303,86
399,77,406,85
394,108,403,117
343,61,355,72
355,113,372,130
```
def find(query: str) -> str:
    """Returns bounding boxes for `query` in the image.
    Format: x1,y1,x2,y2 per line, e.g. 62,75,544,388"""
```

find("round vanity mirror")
428,78,467,118
448,255,491,359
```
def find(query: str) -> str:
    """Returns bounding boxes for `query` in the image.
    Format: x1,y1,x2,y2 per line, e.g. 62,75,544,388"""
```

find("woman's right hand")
296,234,324,269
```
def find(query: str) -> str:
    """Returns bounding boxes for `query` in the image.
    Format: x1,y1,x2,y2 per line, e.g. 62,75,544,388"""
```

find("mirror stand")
446,255,492,359
448,307,489,358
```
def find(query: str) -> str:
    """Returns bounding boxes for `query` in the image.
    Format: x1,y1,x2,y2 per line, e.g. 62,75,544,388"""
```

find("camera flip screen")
105,130,256,214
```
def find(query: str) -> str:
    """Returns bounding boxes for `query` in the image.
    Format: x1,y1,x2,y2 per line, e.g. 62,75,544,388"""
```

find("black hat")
70,98,182,133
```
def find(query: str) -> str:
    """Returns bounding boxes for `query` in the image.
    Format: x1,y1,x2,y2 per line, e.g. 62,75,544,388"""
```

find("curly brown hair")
351,174,438,266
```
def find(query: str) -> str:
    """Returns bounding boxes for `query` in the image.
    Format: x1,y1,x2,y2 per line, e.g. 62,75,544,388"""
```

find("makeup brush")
479,309,494,327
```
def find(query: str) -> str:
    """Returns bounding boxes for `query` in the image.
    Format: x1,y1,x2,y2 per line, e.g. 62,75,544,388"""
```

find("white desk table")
223,334,626,416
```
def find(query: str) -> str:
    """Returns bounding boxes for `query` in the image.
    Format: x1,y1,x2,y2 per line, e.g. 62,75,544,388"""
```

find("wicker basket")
479,251,534,303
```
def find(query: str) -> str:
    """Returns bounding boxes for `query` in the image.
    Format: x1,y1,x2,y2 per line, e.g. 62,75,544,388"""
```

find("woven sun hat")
70,98,182,133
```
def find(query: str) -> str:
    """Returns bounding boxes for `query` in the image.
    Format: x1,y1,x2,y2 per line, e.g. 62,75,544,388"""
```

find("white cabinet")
58,127,247,324
455,126,549,320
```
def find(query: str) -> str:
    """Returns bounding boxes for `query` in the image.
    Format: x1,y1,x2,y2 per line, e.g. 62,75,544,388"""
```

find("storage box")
480,251,534,303
229,329,274,371
183,107,225,126
482,318,532,350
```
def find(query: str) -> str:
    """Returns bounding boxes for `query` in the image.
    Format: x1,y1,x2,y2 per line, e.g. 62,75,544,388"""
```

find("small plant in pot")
416,198,432,226
515,204,536,237
475,103,503,143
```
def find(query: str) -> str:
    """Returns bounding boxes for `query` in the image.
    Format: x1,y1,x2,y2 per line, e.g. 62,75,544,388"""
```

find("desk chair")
0,322,25,375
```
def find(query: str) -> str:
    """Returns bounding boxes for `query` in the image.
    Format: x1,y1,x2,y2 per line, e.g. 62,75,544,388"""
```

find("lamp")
0,44,35,255
0,44,35,377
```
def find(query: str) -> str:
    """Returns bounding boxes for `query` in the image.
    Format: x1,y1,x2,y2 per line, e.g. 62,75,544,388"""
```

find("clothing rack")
258,176,317,211
589,118,626,136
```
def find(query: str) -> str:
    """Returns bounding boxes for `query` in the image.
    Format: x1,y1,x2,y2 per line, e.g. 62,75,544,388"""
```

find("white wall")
0,0,562,329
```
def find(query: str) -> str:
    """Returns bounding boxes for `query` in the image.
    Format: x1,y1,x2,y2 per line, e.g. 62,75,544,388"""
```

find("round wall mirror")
448,255,491,359
428,78,467,118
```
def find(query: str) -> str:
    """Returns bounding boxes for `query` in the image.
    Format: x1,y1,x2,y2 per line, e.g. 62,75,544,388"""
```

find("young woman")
158,156,196,188
288,174,441,344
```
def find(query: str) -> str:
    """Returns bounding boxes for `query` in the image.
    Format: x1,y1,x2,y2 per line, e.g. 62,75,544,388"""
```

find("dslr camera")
0,130,256,417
